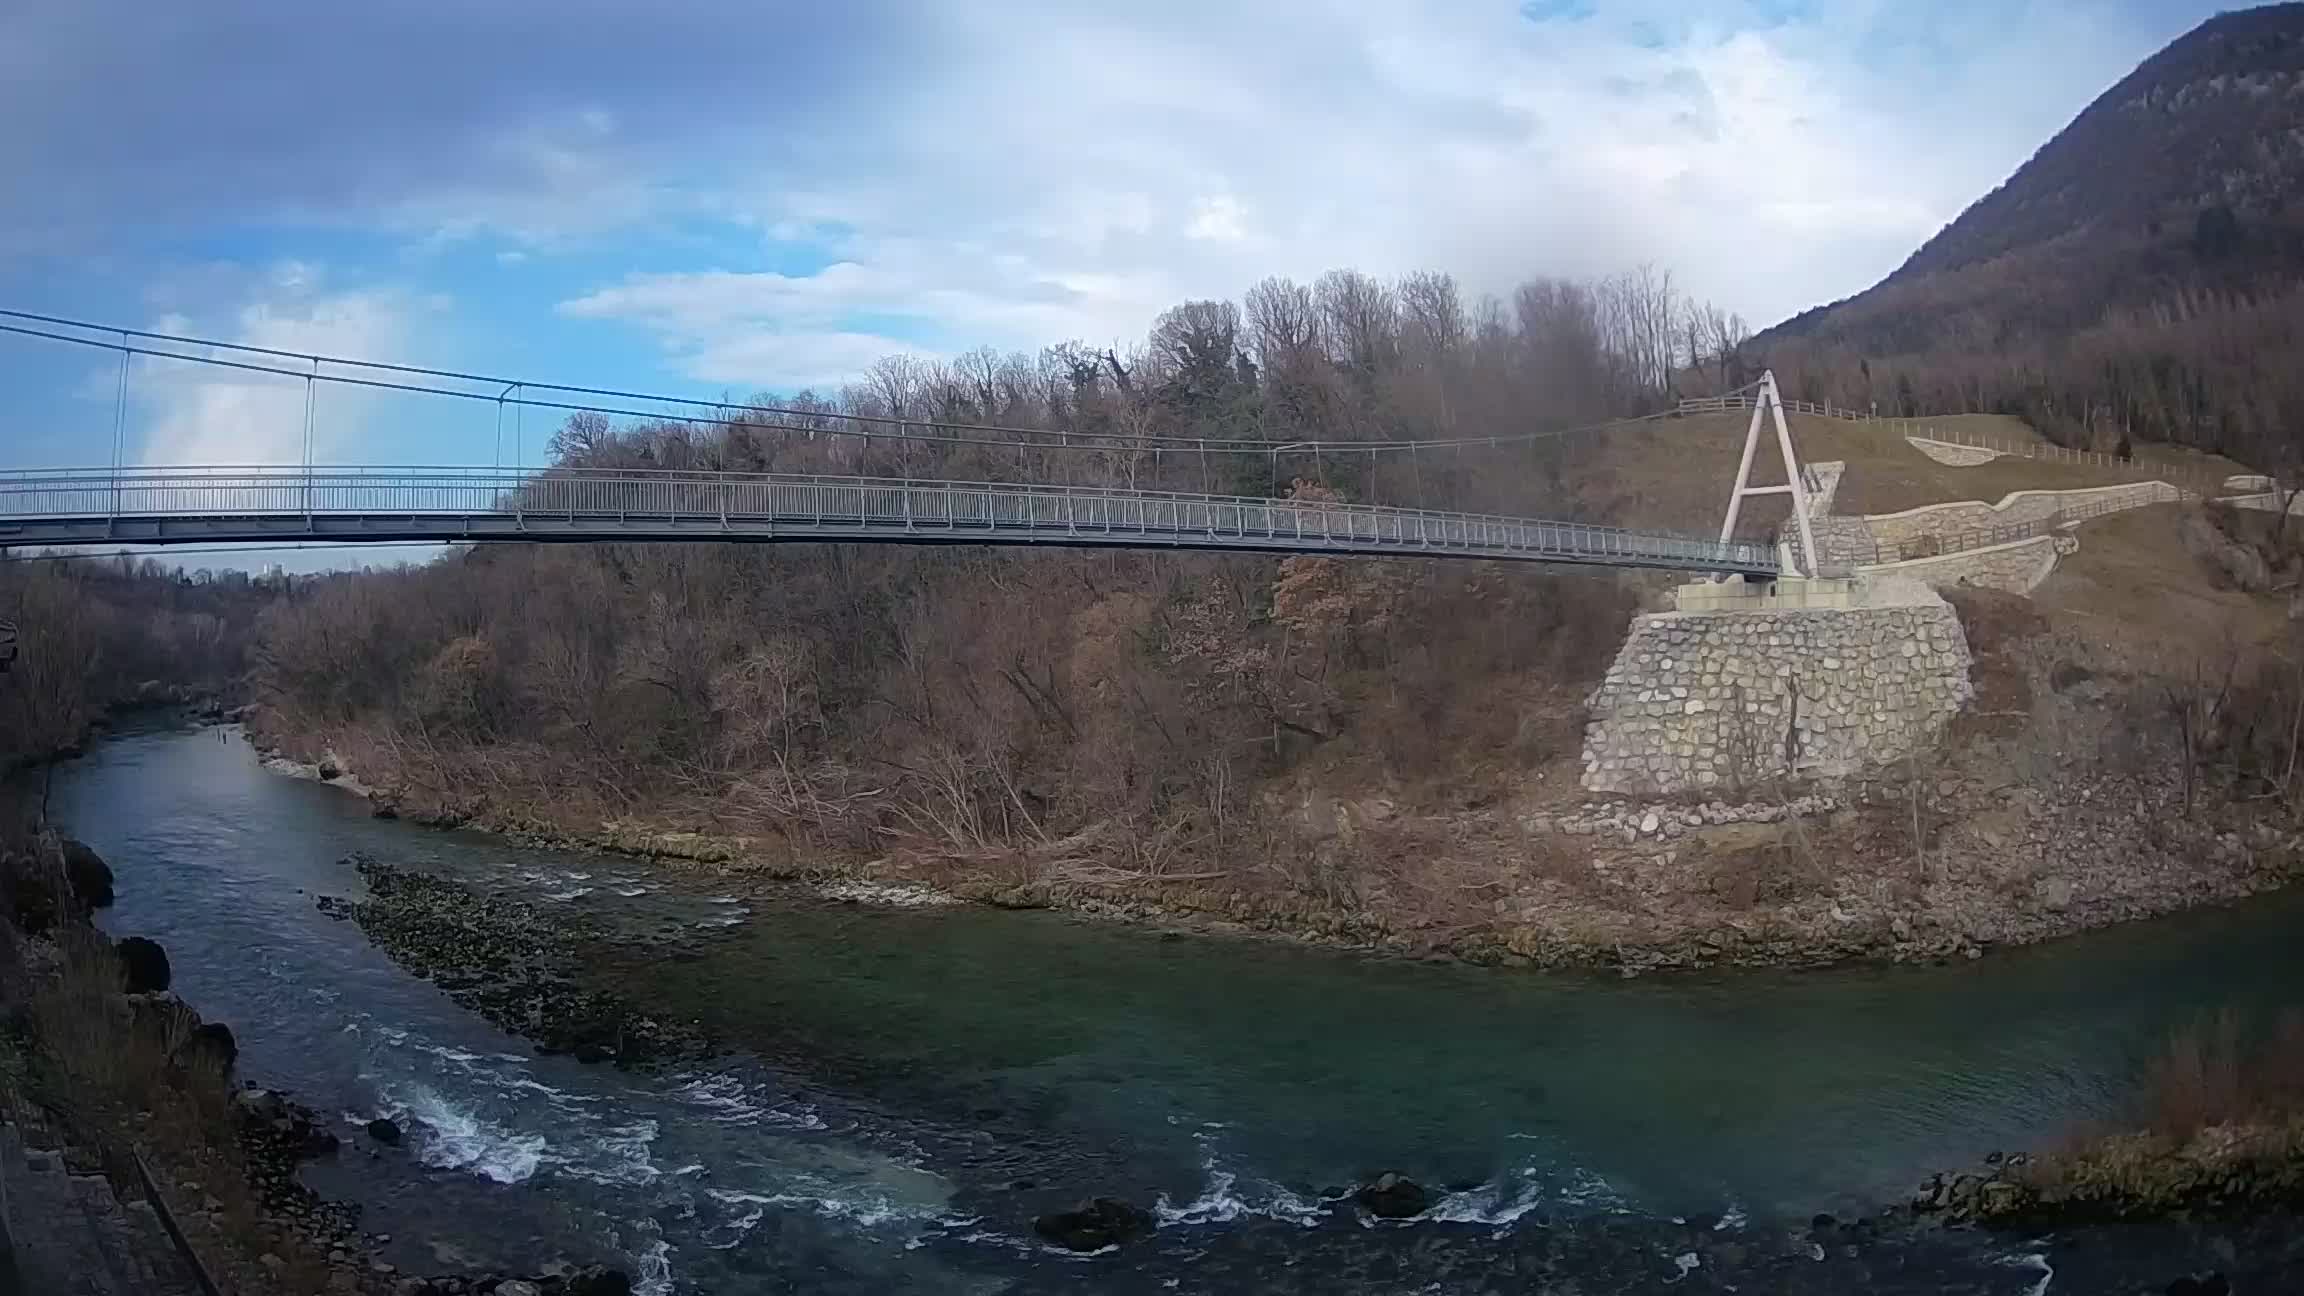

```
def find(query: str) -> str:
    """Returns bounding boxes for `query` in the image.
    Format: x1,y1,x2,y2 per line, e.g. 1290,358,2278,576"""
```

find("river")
47,723,2304,1293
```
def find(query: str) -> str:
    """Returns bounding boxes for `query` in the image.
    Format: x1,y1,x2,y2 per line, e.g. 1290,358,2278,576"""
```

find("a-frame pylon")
1717,370,1819,579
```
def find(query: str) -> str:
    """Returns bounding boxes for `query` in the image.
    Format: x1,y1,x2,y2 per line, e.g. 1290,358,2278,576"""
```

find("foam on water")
544,1120,663,1187
353,1019,665,1188
707,1184,933,1230
545,885,594,902
386,1081,548,1184
628,1225,675,1296
1427,1170,1552,1227
1998,1248,2055,1296
1153,1136,1325,1228
670,1072,826,1130
1410,1162,1630,1228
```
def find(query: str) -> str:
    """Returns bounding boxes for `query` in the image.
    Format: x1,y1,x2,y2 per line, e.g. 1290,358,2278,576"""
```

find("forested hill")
1754,3,2304,468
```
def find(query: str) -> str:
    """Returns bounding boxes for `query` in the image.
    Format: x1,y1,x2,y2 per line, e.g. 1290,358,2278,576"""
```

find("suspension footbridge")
0,311,1789,578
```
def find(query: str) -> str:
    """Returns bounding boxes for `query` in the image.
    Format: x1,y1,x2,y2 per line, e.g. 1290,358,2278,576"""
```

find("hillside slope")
1753,4,2304,463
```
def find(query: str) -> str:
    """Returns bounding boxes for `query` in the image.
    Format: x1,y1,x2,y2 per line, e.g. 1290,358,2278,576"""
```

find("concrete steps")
0,1117,205,1295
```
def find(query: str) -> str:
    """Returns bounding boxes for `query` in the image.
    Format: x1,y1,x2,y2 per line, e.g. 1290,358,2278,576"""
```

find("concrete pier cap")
1674,575,1866,613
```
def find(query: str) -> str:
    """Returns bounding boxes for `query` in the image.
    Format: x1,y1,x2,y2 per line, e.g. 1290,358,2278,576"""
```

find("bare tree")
1315,269,1398,396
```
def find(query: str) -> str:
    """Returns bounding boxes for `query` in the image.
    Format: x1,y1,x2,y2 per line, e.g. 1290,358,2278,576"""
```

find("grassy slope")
2034,502,2288,666
1562,411,2250,537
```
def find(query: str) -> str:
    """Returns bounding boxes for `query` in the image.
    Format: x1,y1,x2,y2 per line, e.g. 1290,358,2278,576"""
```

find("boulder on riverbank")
1032,1197,1154,1251
178,1020,238,1073
115,935,171,993
1355,1172,1432,1219
60,838,114,910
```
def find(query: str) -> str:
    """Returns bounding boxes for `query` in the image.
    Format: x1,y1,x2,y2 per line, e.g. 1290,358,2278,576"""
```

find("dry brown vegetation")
2141,1010,2304,1141
2005,1009,2304,1218
0,556,280,768
247,263,1768,935
235,249,2304,961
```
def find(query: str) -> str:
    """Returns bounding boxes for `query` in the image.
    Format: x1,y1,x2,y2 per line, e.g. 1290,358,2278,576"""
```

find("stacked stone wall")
1866,534,2071,595
1865,482,2178,548
1581,598,1973,795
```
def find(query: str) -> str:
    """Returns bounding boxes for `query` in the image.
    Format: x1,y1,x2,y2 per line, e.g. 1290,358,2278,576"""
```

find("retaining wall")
1860,534,2073,595
1864,482,2179,548
2222,491,2302,516
1580,592,1973,795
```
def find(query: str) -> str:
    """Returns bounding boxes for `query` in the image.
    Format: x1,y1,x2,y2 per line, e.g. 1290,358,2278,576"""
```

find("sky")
0,0,2233,543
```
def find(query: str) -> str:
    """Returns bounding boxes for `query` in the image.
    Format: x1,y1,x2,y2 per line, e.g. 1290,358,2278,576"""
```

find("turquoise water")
50,724,2304,1292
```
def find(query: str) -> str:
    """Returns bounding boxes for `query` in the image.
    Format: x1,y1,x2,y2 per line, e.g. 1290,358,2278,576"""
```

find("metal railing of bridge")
0,465,1781,576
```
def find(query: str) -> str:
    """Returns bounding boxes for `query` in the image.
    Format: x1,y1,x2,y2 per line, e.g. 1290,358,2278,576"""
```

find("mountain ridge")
1752,2,2304,461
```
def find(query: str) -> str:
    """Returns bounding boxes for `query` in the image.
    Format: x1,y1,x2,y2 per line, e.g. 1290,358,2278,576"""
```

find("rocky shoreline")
341,787,2301,979
236,712,2304,979
1909,1121,2304,1228
0,829,642,1296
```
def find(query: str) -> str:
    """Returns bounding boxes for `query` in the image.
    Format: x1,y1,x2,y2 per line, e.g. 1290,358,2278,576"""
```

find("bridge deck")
0,468,1778,576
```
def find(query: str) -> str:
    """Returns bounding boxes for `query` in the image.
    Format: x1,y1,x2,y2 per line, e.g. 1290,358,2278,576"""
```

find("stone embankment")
1864,482,2181,550
1866,533,2075,596
1581,583,1973,796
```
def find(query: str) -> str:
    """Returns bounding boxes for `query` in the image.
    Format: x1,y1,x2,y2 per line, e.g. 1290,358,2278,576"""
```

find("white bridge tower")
1716,370,1819,579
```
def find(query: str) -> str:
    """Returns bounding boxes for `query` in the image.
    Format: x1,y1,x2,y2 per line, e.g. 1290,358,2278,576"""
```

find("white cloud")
136,274,412,466
10,0,2190,397
555,0,2184,390
1185,196,1250,243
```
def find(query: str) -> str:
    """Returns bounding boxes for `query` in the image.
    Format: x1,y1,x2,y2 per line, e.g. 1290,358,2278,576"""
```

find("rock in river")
566,1266,635,1296
1355,1172,1432,1219
1033,1197,1154,1251
365,1117,403,1146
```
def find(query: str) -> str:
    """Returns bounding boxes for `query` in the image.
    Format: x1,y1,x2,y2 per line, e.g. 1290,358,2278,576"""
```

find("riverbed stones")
1033,1197,1155,1250
314,855,709,1069
235,1085,286,1123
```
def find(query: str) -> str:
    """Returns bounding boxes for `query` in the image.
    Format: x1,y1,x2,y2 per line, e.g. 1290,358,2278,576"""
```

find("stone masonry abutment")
1579,580,1974,796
